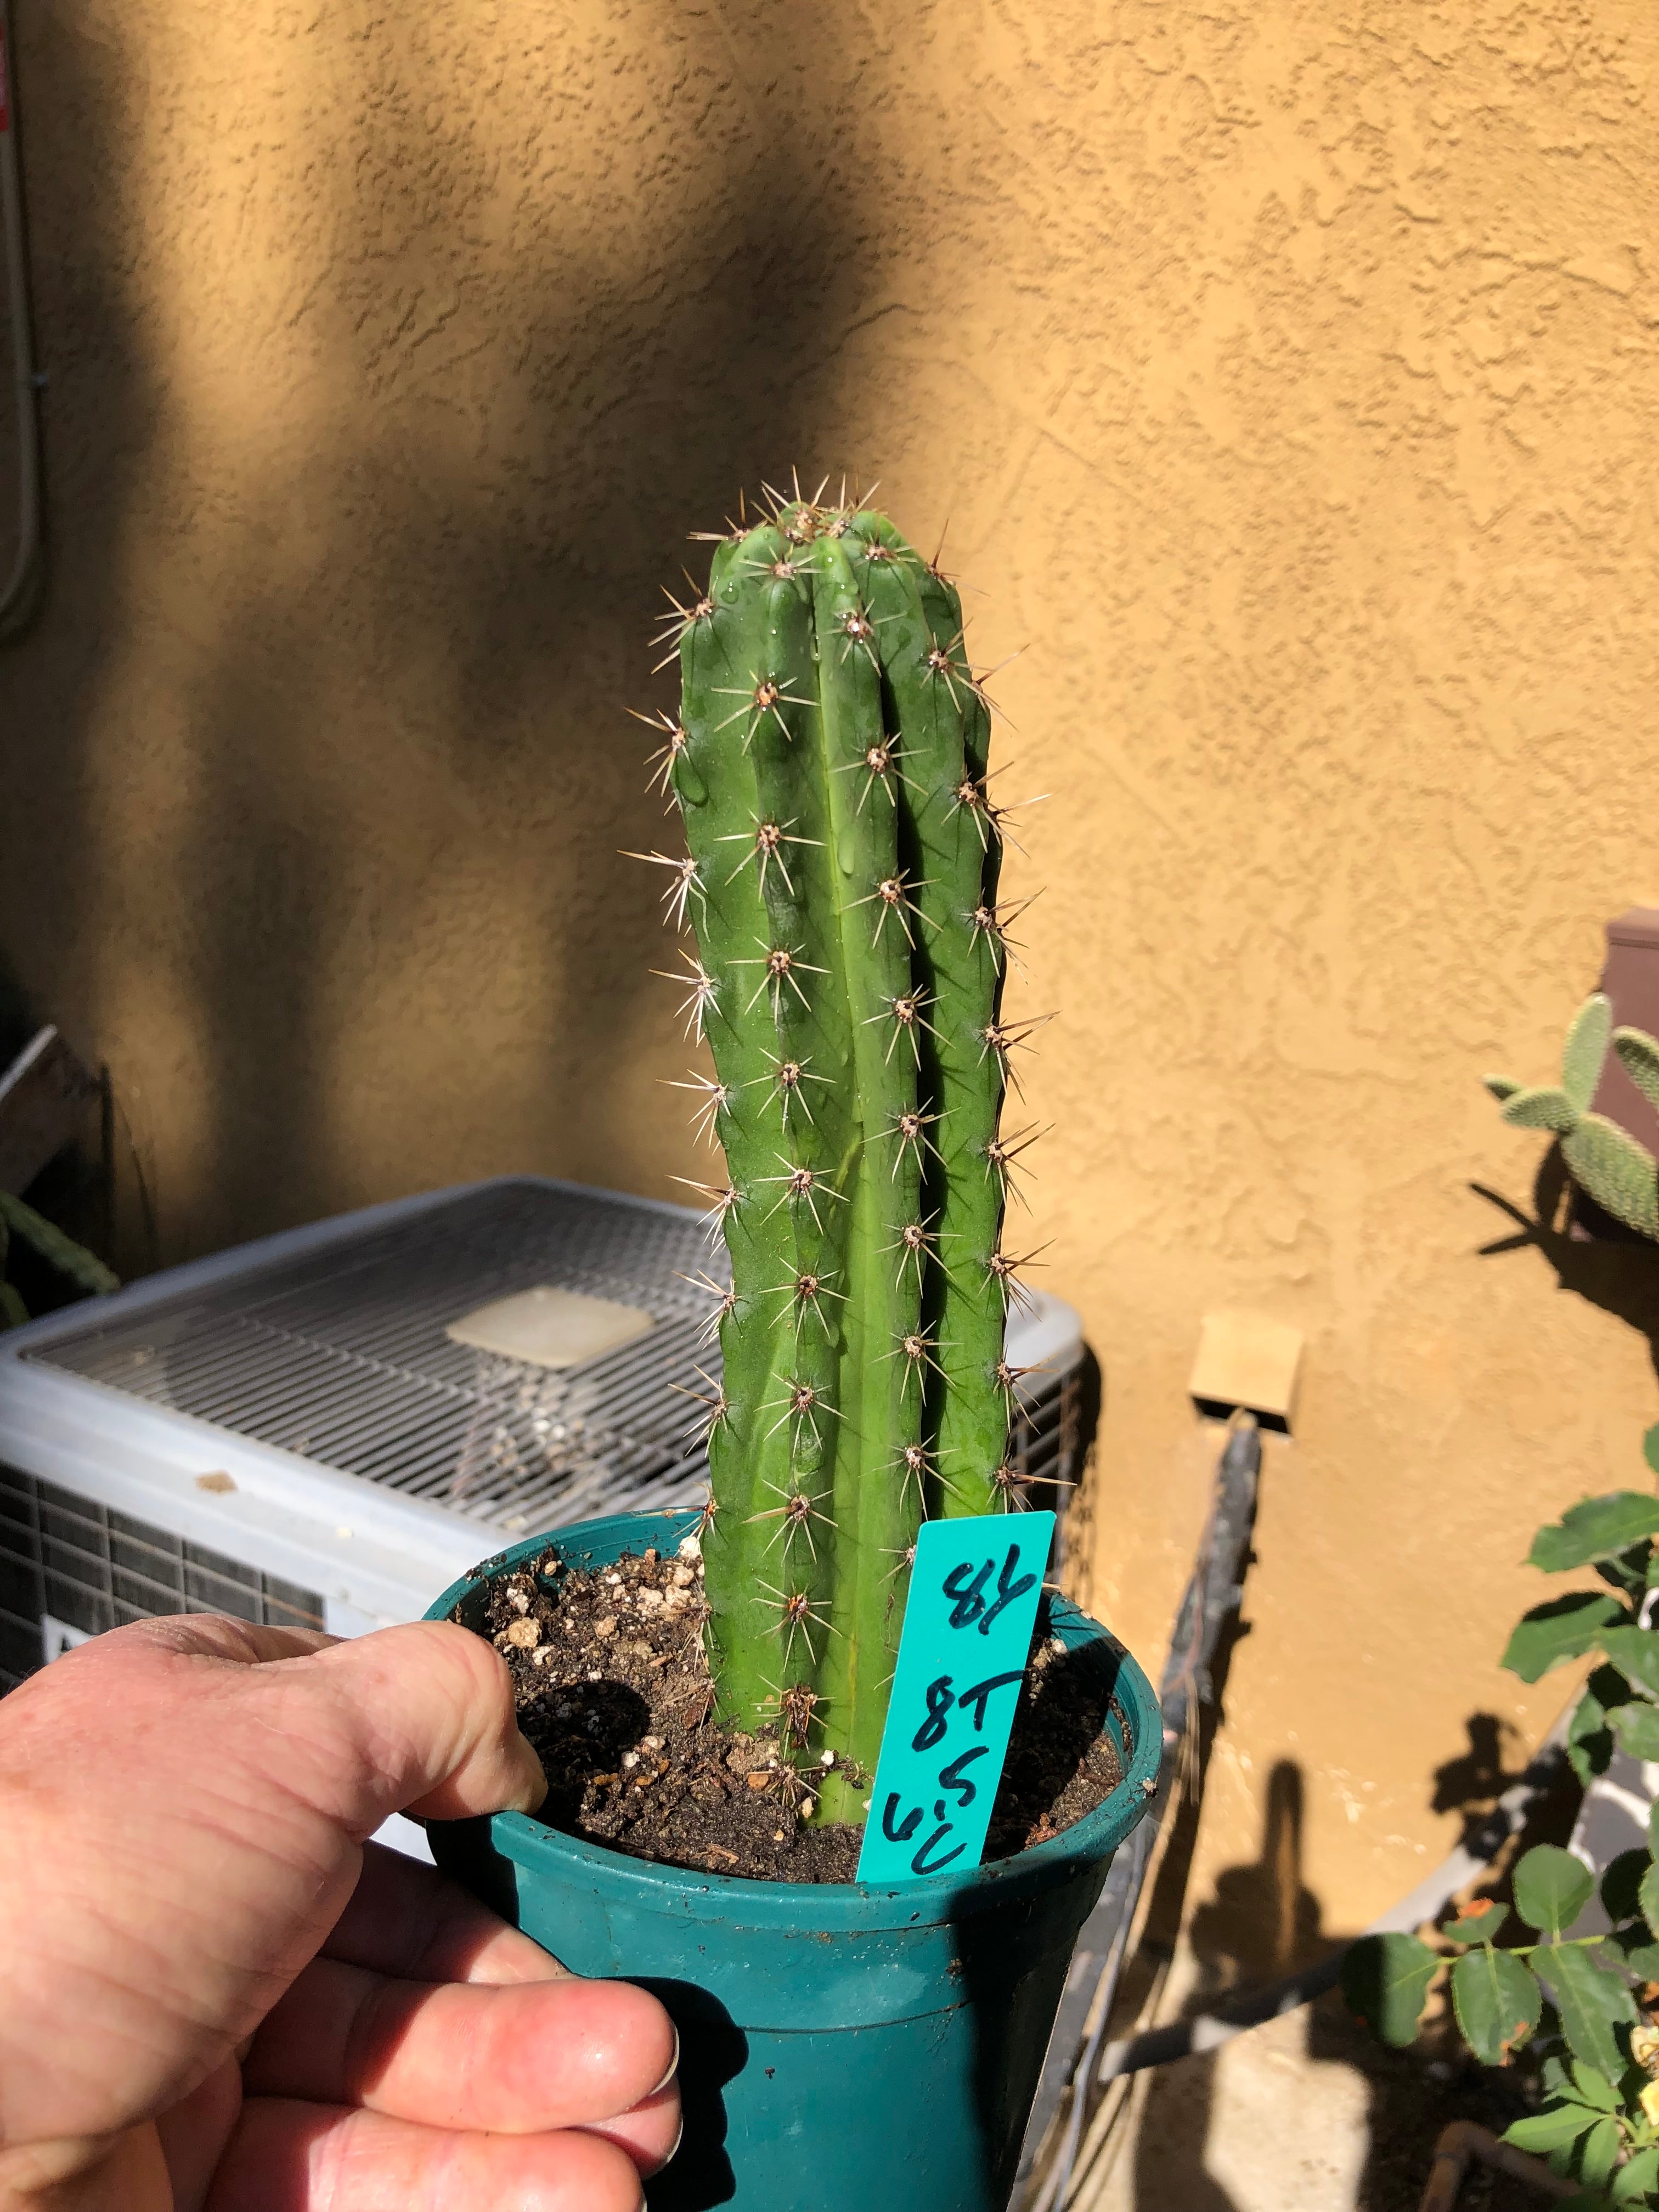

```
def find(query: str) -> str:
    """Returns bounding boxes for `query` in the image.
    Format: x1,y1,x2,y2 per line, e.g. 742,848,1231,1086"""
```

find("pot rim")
427,1507,1161,1933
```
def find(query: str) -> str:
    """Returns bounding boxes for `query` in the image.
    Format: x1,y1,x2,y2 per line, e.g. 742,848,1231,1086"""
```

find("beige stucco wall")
4,0,1659,1934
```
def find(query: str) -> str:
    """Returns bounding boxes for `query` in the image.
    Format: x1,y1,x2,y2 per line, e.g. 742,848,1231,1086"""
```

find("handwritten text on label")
855,1511,1055,1885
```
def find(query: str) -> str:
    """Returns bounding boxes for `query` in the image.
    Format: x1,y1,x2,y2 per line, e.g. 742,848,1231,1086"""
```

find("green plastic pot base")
425,1510,1160,2212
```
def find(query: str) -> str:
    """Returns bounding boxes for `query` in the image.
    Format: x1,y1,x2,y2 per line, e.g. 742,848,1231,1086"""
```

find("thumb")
275,1621,547,1832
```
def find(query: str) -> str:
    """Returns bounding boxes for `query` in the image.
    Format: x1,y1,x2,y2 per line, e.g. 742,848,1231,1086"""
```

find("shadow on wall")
1128,1763,1325,2212
4,3,885,1273
1473,1145,1659,1386
1121,1729,1575,2210
1428,1711,1527,1855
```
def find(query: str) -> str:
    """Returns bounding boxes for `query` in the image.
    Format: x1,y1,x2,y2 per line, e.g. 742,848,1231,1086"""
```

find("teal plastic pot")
424,1510,1159,2212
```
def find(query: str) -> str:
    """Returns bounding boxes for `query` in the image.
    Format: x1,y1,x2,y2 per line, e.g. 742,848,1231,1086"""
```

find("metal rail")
1015,1414,1263,2208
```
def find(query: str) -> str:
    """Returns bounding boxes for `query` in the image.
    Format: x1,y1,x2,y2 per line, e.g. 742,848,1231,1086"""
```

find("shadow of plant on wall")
3,0,899,1271
1427,1710,1528,1856
1104,1734,1563,2211
1471,1145,1659,1387
1122,1763,1323,2211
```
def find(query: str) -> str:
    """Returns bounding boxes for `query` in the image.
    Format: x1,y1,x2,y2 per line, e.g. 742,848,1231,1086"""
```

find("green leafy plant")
0,1186,117,1329
1343,1427,1659,2202
645,488,1035,1820
1486,995,1659,1239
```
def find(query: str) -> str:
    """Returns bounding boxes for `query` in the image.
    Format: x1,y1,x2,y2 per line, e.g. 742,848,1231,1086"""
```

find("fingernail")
664,2108,685,2165
652,2023,681,2097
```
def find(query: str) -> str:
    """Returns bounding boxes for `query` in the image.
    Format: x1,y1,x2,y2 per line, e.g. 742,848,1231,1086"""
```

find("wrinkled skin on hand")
0,1616,680,2211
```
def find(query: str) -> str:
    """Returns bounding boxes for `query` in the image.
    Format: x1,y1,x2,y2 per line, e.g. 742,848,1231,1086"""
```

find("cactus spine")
647,491,1033,1816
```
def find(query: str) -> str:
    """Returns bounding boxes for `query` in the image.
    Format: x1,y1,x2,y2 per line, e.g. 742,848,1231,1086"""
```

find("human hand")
0,1615,680,2210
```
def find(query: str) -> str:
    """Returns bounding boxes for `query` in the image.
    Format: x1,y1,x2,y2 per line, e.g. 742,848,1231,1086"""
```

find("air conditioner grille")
26,1182,720,1533
20,1180,1084,1541
1,1464,326,1692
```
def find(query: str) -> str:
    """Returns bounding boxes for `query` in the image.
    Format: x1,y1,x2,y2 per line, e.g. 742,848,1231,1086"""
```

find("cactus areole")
646,493,1038,1822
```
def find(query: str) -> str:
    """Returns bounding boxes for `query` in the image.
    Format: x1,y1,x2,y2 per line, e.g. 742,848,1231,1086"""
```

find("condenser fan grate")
24,1181,720,1534
0,1176,1088,1680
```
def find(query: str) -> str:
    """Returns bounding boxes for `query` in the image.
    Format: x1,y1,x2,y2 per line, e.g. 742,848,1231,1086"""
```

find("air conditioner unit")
0,1176,1090,1855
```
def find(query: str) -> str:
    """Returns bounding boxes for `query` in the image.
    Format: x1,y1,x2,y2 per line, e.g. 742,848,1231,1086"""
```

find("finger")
244,1958,678,2136
274,1622,548,1831
324,1843,570,1984
110,1616,340,1667
0,1616,545,2157
155,2052,243,2210
208,2098,646,2212
0,2124,172,2212
577,2083,684,2178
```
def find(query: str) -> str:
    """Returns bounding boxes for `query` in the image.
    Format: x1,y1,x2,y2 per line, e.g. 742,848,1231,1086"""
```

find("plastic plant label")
856,1511,1055,1885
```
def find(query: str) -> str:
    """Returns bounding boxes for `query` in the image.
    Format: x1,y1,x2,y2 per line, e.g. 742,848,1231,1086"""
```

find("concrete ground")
1059,1947,1535,2212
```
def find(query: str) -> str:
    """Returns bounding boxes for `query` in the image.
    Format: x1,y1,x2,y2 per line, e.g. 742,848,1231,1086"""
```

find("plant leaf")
1451,1947,1541,2063
1579,2113,1622,2191
1645,1426,1659,1482
1484,1075,1522,1103
1503,1595,1629,1683
1609,1924,1659,1980
1570,1682,1616,1786
1639,1857,1659,1943
1602,1849,1650,1927
0,1190,119,1296
1530,1944,1638,2079
1504,2104,1599,2154
1613,2145,1659,2202
1612,1702,1659,1760
1444,1900,1508,1947
1533,1497,1659,1573
1599,1628,1659,1701
1565,997,1615,1112
1502,1085,1578,1133
1569,2060,1622,2112
1339,1932,1439,2047
1615,1028,1659,1116
1515,1846,1598,1937
1599,1545,1654,1598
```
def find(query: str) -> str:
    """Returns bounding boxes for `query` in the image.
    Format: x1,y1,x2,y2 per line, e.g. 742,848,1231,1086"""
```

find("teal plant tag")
855,1511,1056,1885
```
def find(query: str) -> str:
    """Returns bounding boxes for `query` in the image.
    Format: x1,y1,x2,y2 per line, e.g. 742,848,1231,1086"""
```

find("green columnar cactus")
1486,993,1659,1239
642,490,1035,1818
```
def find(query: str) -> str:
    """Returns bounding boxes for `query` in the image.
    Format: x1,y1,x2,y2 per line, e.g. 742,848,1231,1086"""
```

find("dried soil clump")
463,1539,1124,1884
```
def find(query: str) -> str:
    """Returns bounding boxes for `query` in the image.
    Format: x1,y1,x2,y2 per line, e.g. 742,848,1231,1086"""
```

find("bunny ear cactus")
1486,994,1659,1240
639,488,1041,1819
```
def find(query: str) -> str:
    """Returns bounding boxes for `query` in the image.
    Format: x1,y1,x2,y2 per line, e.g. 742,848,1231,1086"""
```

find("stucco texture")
4,0,1659,1932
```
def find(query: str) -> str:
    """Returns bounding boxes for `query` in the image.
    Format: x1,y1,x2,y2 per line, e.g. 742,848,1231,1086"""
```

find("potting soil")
460,1537,1125,1883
